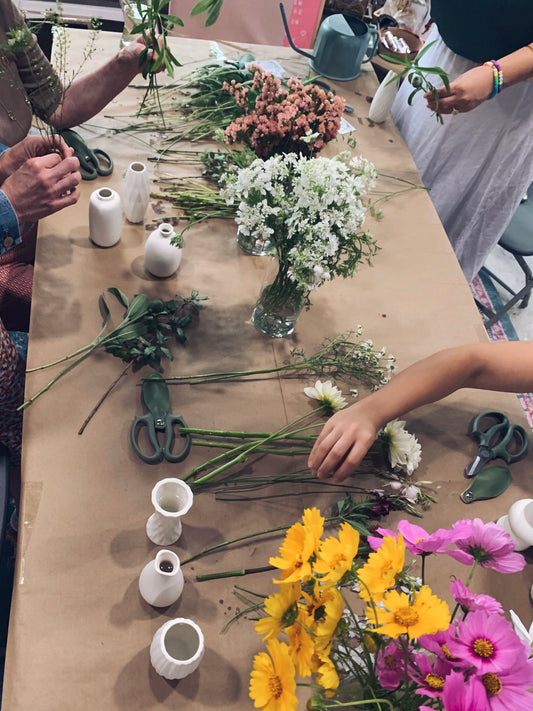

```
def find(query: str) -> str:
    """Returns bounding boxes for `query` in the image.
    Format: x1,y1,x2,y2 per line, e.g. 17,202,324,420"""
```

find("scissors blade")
464,448,493,477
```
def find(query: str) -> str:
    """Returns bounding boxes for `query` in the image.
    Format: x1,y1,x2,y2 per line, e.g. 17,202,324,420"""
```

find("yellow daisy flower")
312,649,339,696
314,587,344,653
286,609,315,677
301,507,325,555
270,522,315,583
365,586,450,639
255,583,301,640
357,533,405,603
313,522,360,585
250,638,298,711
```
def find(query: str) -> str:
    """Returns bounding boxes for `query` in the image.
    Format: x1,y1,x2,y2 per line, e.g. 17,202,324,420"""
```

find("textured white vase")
139,549,184,607
123,161,150,223
368,69,399,124
146,478,193,546
88,187,122,247
150,618,205,680
497,498,533,551
144,223,182,278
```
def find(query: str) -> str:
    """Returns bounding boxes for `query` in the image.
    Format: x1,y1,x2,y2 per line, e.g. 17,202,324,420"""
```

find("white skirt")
391,25,533,283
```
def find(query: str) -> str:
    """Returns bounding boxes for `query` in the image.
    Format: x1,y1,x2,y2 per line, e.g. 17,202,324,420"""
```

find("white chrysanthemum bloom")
380,419,422,475
304,379,347,413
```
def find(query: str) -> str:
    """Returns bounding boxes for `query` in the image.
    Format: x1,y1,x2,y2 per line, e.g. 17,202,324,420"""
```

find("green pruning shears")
60,129,114,181
130,373,191,464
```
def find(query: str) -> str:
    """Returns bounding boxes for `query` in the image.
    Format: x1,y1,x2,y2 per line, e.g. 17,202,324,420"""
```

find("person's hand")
0,134,74,182
307,402,381,483
1,151,81,223
118,33,165,74
425,64,494,115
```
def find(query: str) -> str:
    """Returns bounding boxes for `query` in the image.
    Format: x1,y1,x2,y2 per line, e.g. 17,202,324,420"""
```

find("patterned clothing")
0,318,24,498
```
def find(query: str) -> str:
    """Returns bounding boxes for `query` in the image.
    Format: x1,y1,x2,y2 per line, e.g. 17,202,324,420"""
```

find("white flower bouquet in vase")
221,152,380,338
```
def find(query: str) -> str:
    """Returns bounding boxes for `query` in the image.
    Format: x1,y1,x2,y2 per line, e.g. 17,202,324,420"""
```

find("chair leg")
515,255,533,308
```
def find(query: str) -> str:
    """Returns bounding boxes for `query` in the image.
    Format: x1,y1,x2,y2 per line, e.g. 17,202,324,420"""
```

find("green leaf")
190,0,214,15
205,0,223,26
107,287,130,309
160,13,184,26
125,293,149,320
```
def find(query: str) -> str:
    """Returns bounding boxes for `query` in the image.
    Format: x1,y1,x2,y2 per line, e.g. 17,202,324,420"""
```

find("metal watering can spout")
280,2,314,61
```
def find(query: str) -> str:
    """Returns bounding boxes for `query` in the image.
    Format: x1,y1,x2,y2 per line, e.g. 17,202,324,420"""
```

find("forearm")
47,50,140,128
497,43,533,90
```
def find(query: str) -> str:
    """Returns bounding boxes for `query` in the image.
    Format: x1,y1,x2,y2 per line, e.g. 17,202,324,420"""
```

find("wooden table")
2,31,532,711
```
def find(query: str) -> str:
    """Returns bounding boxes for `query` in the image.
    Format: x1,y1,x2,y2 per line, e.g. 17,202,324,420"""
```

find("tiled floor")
481,247,533,341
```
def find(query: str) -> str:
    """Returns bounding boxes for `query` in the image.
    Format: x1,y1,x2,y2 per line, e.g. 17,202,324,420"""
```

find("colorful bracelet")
483,59,503,98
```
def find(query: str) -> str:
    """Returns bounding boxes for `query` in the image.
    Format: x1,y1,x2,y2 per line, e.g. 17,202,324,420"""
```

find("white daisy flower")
380,419,422,475
304,379,347,413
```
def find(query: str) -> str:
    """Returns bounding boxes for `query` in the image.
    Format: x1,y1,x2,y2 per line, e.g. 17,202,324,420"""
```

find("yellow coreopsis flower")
357,533,405,603
286,609,315,677
365,585,450,639
313,522,360,585
313,586,344,653
270,522,316,583
312,648,339,696
255,583,301,640
250,638,298,711
301,507,325,555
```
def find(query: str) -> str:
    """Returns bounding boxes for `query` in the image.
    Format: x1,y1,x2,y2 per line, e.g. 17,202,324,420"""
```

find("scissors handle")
130,413,164,464
466,411,529,476
92,149,114,177
470,411,510,445
491,423,529,464
161,414,192,463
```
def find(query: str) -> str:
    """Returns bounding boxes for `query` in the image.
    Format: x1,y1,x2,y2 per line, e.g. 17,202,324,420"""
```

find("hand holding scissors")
59,129,113,181
465,410,529,477
130,373,191,464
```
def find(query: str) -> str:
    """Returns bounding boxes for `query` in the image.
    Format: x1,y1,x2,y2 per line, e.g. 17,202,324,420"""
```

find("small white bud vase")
139,549,184,607
89,187,122,247
144,223,182,278
146,477,193,546
123,161,150,223
150,618,205,680
497,498,533,551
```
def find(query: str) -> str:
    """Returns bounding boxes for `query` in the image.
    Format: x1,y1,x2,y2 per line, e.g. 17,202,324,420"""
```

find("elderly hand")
1,148,81,223
307,401,381,483
424,64,494,115
0,134,74,182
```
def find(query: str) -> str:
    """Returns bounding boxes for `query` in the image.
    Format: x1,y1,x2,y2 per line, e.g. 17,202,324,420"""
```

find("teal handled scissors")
59,129,113,181
130,373,191,464
465,410,529,477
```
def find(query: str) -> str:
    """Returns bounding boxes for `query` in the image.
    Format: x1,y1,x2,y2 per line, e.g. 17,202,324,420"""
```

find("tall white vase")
88,187,122,247
150,618,205,680
139,549,184,607
123,161,150,223
144,223,182,278
497,498,533,551
146,478,193,546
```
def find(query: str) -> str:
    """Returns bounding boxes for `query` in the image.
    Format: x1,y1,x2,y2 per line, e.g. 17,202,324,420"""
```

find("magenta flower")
368,520,450,555
449,579,504,615
479,655,533,710
441,670,487,711
375,640,405,690
446,518,526,573
418,629,460,664
409,651,451,698
446,610,528,673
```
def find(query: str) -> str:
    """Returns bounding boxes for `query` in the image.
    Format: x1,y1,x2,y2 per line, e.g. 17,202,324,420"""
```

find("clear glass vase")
237,227,274,256
252,258,305,338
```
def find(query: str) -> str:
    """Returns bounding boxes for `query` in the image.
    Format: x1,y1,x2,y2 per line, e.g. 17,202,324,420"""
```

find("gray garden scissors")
130,373,191,464
465,410,529,477
60,129,114,181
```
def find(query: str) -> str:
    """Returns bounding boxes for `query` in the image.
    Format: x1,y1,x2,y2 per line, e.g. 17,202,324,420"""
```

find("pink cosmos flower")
478,655,533,711
418,629,460,664
368,520,449,555
449,579,504,615
440,670,487,711
446,518,525,573
375,640,405,690
445,610,528,673
409,651,451,698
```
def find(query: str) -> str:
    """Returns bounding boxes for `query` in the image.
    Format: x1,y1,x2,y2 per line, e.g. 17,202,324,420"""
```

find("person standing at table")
390,0,533,284
308,340,533,482
0,0,160,330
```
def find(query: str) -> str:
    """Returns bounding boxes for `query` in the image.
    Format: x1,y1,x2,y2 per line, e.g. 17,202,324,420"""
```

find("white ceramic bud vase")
497,498,533,551
89,187,122,247
144,223,182,278
139,549,184,607
150,618,205,680
123,161,150,223
146,478,193,546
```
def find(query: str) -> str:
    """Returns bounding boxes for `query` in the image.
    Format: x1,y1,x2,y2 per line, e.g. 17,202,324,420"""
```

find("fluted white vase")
89,187,122,247
150,618,205,680
139,549,184,607
497,498,533,551
146,478,193,546
144,223,182,278
123,161,150,223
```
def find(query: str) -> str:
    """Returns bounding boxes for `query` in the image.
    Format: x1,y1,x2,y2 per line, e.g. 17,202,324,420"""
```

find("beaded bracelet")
483,59,503,98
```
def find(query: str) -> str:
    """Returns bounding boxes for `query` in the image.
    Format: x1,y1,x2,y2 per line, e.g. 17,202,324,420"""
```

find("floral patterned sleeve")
0,317,24,472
